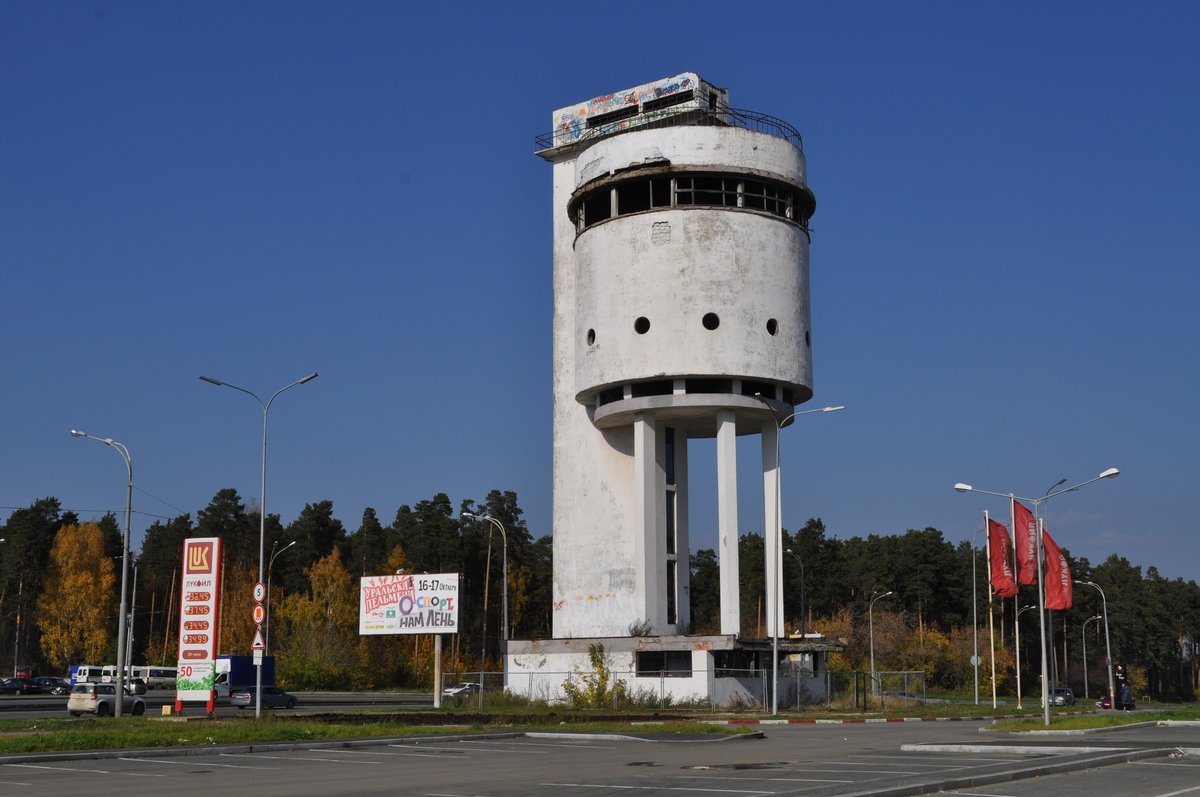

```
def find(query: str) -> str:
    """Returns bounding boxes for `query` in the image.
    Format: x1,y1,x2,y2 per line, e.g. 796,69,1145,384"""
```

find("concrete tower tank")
536,73,816,641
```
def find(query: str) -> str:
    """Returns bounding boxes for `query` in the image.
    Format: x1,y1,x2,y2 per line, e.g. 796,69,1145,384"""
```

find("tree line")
2,495,1197,699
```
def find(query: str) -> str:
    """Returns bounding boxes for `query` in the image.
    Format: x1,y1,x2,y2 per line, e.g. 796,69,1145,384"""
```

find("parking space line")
128,756,277,770
543,783,774,794
0,780,34,786
221,753,382,764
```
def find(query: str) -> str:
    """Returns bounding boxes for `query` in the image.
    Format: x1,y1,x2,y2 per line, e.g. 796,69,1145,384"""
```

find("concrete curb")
712,713,1025,725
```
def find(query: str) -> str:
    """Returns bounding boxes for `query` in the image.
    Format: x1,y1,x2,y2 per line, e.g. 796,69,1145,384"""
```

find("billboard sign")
359,573,459,635
175,537,222,702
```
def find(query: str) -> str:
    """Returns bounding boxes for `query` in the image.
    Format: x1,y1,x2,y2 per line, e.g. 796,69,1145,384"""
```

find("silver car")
67,682,146,716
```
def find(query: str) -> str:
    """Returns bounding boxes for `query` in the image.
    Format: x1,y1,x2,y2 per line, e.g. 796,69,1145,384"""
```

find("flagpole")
984,511,997,708
1010,496,1021,710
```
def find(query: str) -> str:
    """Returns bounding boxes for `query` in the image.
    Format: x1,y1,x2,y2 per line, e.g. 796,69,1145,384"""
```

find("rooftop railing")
536,103,804,153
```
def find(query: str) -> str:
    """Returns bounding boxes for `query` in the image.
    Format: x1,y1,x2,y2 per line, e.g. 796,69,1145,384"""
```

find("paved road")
0,691,431,719
2,719,1198,796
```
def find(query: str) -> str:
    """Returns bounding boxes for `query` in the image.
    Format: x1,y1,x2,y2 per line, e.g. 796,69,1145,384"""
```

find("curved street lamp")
1076,579,1115,709
460,512,508,645
784,548,805,639
265,540,297,655
954,467,1119,725
199,371,318,717
70,429,133,716
1081,614,1103,699
869,590,893,698
1014,603,1036,709
753,395,845,714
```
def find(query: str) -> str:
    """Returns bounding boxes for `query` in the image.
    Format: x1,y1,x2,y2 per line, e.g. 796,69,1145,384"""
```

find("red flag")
1042,529,1073,610
1013,500,1038,585
986,518,1018,598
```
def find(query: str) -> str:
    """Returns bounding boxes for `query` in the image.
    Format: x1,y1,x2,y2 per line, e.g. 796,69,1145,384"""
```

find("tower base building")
508,74,839,707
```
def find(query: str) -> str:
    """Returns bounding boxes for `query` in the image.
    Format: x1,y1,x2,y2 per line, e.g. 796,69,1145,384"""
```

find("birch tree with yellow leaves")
37,523,116,670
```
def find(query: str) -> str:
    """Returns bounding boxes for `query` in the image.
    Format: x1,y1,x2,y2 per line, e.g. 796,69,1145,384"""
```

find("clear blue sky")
3,2,1197,581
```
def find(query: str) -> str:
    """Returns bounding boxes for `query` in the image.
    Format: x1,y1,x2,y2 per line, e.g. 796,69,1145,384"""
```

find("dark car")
230,685,296,709
1050,687,1075,706
33,676,72,695
0,677,42,695
1098,685,1136,711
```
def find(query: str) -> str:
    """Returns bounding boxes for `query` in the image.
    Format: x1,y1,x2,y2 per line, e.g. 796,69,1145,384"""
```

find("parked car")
0,677,43,695
1097,689,1136,711
442,682,482,699
882,690,924,705
1050,687,1075,706
33,676,72,695
230,686,296,709
66,682,146,716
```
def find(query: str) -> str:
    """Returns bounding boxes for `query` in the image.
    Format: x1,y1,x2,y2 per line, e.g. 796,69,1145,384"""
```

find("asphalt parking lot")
1,719,1197,796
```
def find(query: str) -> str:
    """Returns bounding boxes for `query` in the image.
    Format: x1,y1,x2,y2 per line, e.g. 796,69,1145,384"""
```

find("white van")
132,666,177,690
70,664,103,685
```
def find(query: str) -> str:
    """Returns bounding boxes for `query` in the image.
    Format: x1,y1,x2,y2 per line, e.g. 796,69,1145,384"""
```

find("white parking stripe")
544,784,774,794
124,756,277,770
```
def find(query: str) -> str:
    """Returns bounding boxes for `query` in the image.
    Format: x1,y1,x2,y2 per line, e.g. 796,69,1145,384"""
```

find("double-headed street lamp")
70,429,133,717
753,396,844,715
200,371,318,718
1076,579,1115,709
954,467,1119,725
460,512,508,644
869,590,893,697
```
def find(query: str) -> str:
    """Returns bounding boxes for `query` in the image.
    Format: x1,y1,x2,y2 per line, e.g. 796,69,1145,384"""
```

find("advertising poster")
175,537,222,702
359,572,458,635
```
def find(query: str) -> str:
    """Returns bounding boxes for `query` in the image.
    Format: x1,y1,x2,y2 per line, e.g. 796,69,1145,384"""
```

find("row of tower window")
570,172,812,233
596,379,798,409
587,314,783,345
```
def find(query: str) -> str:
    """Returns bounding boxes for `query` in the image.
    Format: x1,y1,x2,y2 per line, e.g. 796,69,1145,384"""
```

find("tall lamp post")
753,396,844,714
70,429,133,717
200,371,318,718
1076,579,1115,708
1014,603,1036,709
784,548,805,638
1081,614,1102,699
954,467,1119,725
460,512,508,642
869,590,893,699
970,526,985,705
265,540,297,655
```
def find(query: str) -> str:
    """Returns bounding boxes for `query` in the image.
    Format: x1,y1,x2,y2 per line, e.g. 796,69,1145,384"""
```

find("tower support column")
717,410,740,635
762,421,783,638
634,412,663,629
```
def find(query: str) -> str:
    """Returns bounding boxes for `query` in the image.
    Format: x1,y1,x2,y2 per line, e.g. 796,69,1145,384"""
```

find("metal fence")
439,668,927,713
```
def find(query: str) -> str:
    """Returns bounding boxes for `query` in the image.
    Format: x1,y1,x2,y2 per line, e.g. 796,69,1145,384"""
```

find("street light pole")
70,429,133,717
753,396,845,715
200,372,318,718
266,540,297,655
784,549,805,638
1076,579,1115,708
1015,603,1036,709
460,512,508,642
970,527,984,706
1082,614,1102,699
954,467,1119,725
869,590,893,699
